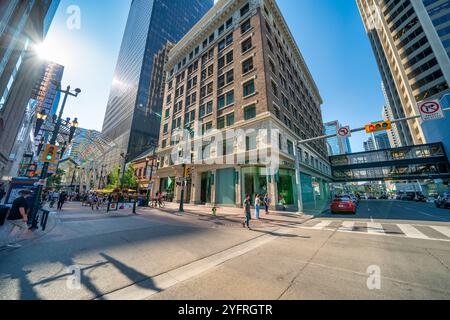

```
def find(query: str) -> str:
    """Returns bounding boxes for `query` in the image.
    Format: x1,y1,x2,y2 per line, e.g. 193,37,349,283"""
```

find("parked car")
331,196,357,214
404,192,416,201
348,194,360,206
368,195,377,200
379,194,388,200
435,193,450,209
414,192,427,202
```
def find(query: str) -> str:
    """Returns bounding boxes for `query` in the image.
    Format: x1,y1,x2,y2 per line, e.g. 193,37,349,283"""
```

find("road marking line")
430,226,450,239
100,225,297,300
311,221,332,230
397,224,429,240
338,221,354,232
367,222,385,235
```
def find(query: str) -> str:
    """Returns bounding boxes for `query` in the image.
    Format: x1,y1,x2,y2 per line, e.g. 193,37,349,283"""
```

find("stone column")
210,169,217,205
235,166,242,207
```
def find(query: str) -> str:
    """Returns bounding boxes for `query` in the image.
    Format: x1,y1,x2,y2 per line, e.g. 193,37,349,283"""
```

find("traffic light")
184,167,192,178
365,121,392,133
42,144,58,164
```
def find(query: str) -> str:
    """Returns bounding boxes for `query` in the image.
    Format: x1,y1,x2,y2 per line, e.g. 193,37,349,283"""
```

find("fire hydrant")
212,206,217,216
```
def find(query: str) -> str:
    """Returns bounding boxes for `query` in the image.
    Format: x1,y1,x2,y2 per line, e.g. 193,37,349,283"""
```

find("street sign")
418,99,444,121
337,126,351,138
36,179,47,186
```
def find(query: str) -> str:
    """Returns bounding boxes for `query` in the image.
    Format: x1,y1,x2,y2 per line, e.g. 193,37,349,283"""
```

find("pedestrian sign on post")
337,126,351,138
418,100,444,121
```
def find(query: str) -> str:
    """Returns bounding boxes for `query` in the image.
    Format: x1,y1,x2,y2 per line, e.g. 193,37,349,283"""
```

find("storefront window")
159,176,175,202
277,169,296,205
241,167,269,204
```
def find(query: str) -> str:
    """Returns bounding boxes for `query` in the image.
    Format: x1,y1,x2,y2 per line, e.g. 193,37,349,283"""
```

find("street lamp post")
144,144,157,206
30,84,81,229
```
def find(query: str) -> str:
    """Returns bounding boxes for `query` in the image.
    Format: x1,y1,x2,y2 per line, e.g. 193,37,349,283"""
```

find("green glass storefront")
241,167,269,205
300,172,331,213
216,168,236,205
276,168,297,206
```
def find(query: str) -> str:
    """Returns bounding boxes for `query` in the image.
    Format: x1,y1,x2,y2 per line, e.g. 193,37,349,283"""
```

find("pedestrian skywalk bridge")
301,219,450,242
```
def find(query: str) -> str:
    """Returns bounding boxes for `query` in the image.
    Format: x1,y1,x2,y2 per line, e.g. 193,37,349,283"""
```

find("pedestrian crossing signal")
365,121,392,133
42,144,58,164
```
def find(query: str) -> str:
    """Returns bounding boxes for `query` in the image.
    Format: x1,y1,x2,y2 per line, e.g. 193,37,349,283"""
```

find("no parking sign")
418,100,444,121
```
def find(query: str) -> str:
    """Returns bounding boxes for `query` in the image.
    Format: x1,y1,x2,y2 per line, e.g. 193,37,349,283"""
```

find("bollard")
40,209,50,231
133,201,137,214
107,202,110,213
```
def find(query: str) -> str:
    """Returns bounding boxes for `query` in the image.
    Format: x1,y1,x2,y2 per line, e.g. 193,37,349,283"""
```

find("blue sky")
43,0,385,152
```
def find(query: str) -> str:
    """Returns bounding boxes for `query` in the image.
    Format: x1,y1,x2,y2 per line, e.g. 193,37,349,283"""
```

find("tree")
106,165,138,189
106,165,121,189
122,165,138,190
47,169,65,189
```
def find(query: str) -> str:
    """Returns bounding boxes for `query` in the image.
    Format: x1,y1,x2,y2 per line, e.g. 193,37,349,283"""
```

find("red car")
331,196,357,214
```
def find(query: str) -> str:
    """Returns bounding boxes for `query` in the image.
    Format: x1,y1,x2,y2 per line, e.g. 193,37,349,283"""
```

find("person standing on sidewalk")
255,194,261,220
263,194,270,215
242,194,251,229
5,190,31,248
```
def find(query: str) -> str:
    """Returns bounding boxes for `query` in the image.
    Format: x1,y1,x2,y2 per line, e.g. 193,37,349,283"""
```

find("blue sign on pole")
4,178,39,206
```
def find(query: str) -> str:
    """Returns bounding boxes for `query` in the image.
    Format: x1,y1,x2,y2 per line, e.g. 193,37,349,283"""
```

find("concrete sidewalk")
0,211,58,250
140,202,315,227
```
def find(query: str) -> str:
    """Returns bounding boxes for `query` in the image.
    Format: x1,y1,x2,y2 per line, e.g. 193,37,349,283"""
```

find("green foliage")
47,169,65,189
106,164,138,189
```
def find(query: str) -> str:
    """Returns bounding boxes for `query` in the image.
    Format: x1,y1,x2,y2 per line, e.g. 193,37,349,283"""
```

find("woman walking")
242,194,251,229
255,194,261,220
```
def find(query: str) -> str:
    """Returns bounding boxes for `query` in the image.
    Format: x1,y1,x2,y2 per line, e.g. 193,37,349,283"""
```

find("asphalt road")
320,199,450,224
0,201,449,300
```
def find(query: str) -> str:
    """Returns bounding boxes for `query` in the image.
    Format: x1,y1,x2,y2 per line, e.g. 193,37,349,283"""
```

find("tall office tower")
364,137,377,151
0,0,61,179
357,0,450,148
155,0,331,212
382,104,402,147
381,83,405,147
324,120,352,156
373,130,391,149
31,61,64,148
101,0,214,170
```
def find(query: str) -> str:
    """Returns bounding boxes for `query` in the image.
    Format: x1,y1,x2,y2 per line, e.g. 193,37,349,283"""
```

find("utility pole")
179,163,186,212
144,144,157,206
30,84,81,229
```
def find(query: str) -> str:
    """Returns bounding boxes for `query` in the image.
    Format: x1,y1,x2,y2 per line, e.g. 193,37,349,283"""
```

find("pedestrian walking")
5,190,32,248
242,194,251,229
57,191,67,210
255,194,261,220
263,194,270,215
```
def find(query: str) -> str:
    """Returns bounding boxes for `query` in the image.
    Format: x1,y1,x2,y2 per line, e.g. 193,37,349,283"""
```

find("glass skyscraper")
324,120,352,156
102,0,214,168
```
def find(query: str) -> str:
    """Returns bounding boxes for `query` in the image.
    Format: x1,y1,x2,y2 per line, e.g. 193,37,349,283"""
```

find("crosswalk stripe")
338,221,354,232
366,222,385,235
430,226,450,239
397,224,429,239
311,221,332,230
